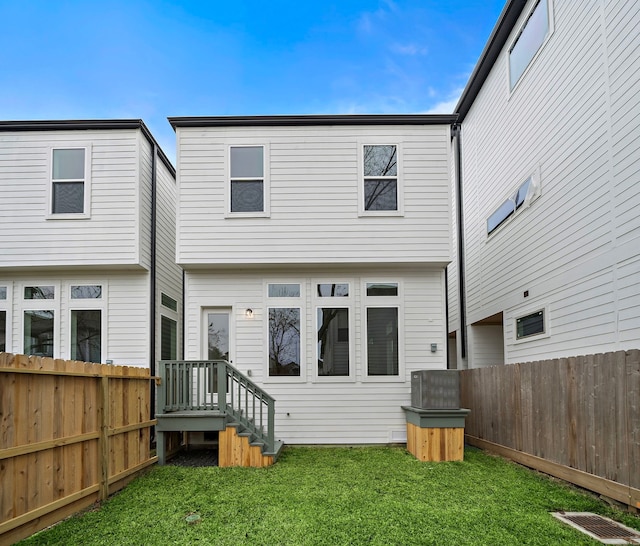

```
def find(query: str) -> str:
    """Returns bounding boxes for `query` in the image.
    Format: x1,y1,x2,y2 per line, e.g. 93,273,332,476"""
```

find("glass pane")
161,293,178,311
71,310,101,363
509,0,548,89
516,310,544,338
53,181,84,214
367,307,399,375
207,313,229,361
0,310,6,352
366,283,398,297
24,286,55,299
317,283,349,297
364,179,397,211
514,177,532,209
231,180,264,212
269,307,301,376
161,316,177,360
317,308,349,376
53,148,85,180
364,145,397,176
71,285,102,299
0,286,6,300
487,198,515,234
230,146,263,178
268,284,300,298
24,309,54,357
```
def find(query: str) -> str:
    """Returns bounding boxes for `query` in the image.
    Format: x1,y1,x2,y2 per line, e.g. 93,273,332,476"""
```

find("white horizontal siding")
458,0,640,364
0,130,143,267
184,265,446,444
176,125,451,266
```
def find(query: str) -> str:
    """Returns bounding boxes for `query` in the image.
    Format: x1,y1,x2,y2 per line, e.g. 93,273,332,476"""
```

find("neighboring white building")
0,120,182,370
169,114,455,444
447,0,640,368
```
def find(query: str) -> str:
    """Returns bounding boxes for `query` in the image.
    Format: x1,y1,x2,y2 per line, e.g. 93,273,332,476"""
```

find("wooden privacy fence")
0,353,157,545
460,350,640,510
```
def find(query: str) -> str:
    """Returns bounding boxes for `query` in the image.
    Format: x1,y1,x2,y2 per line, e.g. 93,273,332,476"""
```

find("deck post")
267,398,275,452
156,431,166,464
217,361,227,412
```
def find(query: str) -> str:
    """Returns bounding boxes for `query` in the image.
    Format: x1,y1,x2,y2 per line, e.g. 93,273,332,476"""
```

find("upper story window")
161,293,178,311
509,0,551,90
363,145,398,212
487,173,540,235
516,309,545,339
51,148,90,216
229,145,267,215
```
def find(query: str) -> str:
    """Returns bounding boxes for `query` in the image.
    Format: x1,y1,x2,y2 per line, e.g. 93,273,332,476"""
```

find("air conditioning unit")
411,370,460,409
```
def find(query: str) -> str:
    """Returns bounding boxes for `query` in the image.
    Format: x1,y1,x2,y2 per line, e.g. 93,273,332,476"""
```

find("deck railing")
157,360,276,453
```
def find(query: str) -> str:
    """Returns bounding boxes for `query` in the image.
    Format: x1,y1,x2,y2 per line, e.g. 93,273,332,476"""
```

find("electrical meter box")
411,370,460,409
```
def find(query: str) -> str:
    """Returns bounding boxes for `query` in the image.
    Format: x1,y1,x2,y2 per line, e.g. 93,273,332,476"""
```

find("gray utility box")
411,370,460,409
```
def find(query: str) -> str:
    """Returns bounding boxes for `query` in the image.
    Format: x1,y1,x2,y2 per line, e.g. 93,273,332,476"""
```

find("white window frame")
513,304,550,343
68,283,106,362
47,145,92,219
362,280,404,382
358,141,404,217
263,280,305,383
507,0,554,93
20,282,60,358
486,167,541,237
226,144,270,218
313,280,355,382
0,281,13,353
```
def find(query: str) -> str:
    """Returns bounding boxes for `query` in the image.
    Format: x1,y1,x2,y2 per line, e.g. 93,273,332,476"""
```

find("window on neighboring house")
516,310,545,339
71,309,101,363
317,307,349,376
24,309,55,357
161,315,177,360
509,0,550,90
52,148,87,214
161,293,178,311
269,307,301,376
363,145,398,211
230,146,265,213
487,176,537,235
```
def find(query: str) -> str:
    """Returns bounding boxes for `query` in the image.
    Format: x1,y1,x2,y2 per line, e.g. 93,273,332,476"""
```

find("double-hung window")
50,147,90,217
267,283,302,377
229,145,268,215
70,285,103,363
362,144,399,213
364,282,401,377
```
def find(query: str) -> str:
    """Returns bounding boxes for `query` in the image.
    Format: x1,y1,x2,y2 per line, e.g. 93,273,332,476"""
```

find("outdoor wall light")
245,308,254,319
430,343,437,353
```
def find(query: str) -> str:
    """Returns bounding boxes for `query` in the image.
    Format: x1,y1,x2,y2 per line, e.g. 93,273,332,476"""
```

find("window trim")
361,279,404,382
226,144,270,218
47,145,92,220
513,305,549,343
507,0,553,93
358,141,404,217
0,282,12,353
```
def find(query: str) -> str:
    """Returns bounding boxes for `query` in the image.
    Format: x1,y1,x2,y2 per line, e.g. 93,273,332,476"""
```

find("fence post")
98,374,110,501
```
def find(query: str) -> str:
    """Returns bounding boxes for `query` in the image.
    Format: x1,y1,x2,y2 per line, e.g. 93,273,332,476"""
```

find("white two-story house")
0,120,182,371
447,0,640,367
169,114,455,444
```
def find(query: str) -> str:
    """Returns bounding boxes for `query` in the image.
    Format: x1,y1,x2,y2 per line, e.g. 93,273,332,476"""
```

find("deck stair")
155,360,283,467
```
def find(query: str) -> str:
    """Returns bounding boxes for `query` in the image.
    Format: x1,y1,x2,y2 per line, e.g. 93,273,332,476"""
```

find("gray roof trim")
454,0,527,123
0,119,175,176
168,114,458,129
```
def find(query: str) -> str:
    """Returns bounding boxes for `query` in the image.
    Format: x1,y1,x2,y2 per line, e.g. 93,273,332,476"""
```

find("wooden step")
218,424,276,468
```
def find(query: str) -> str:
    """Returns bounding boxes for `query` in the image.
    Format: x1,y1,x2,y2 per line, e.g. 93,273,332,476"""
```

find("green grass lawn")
19,446,640,545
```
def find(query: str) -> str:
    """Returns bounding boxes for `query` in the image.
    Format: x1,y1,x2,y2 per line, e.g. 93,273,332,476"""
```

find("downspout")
150,142,158,423
181,269,185,360
452,124,467,359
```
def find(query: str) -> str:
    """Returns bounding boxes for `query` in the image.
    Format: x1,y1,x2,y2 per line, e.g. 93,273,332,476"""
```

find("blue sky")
0,0,505,162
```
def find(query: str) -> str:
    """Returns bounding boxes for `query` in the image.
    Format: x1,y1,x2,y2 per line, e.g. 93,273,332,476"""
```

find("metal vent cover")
553,512,640,544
